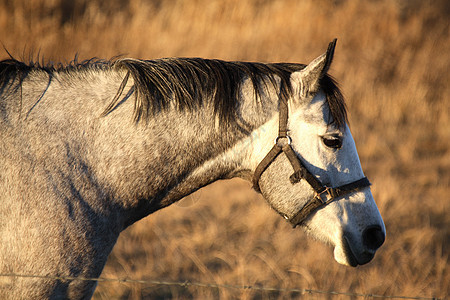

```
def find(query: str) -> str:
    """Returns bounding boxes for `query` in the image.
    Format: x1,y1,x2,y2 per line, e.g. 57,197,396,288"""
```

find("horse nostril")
362,225,385,251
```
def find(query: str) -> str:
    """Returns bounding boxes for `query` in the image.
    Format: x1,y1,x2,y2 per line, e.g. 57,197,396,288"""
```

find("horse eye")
322,136,342,149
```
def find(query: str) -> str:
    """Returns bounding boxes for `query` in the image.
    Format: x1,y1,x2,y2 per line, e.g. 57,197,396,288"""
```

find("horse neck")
84,74,279,228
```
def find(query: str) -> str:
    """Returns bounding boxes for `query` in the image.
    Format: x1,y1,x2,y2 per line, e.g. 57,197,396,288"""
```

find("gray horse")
0,40,385,299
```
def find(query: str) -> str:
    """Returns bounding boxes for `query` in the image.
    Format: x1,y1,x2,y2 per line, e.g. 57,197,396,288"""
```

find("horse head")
248,40,385,266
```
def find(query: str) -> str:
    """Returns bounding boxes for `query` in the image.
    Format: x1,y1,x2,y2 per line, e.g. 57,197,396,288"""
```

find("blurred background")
1,0,448,299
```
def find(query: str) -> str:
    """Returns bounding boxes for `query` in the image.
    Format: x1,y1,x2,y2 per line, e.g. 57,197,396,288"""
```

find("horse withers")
0,40,385,299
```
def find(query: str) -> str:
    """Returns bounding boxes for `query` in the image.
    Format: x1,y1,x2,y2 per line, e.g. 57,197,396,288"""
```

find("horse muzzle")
334,225,385,267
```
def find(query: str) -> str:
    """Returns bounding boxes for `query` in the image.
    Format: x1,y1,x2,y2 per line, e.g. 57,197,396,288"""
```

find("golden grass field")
1,0,448,299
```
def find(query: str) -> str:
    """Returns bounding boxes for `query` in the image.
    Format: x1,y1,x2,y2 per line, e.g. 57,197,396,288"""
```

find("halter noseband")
252,98,371,228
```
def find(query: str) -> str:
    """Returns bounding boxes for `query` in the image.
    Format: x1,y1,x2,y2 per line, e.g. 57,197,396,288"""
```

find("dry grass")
1,0,448,299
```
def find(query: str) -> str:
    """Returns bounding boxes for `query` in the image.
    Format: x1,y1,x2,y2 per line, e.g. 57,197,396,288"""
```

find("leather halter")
252,98,371,228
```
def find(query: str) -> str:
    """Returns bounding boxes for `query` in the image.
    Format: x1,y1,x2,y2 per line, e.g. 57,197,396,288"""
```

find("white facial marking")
289,91,385,266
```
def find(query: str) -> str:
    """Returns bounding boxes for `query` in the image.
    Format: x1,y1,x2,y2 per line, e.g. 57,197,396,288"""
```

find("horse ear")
291,39,337,100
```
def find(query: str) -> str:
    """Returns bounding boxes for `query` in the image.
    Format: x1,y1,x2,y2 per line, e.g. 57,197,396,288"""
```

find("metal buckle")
315,187,334,204
274,135,292,146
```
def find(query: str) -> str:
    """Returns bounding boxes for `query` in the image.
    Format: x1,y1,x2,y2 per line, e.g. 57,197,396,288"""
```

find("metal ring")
274,135,292,146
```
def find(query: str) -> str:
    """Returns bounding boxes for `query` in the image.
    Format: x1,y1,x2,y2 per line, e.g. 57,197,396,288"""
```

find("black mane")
0,56,347,128
0,56,110,93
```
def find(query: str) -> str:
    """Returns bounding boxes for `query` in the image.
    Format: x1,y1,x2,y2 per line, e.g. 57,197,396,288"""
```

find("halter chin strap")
252,98,371,228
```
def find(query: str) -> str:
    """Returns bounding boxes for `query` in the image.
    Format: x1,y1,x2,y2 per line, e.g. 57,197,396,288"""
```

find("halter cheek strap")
252,98,371,227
